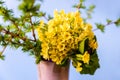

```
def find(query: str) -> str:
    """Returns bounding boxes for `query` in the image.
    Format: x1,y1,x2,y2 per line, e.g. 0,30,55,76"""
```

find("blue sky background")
0,0,120,80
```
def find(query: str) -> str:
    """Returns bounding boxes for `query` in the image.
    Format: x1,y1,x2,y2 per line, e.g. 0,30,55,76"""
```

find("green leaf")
0,1,4,4
89,5,95,10
34,40,42,64
60,58,69,66
35,54,41,64
0,55,5,60
115,18,120,27
80,50,100,75
80,5,86,9
0,52,5,60
34,4,41,11
0,25,3,32
86,5,95,19
39,11,46,17
80,0,86,2
95,23,105,32
106,19,112,24
72,2,86,9
48,15,53,20
78,38,87,54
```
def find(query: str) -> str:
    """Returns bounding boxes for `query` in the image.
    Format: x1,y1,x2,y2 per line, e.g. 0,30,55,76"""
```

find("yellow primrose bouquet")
36,10,100,75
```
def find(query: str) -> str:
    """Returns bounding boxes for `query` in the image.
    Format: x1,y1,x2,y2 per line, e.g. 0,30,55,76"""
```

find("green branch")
93,18,120,32
30,16,37,41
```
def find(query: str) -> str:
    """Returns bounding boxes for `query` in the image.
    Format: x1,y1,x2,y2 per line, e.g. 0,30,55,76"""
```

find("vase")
37,61,70,80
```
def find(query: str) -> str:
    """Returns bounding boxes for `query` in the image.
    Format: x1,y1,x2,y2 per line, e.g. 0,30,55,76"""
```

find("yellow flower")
62,32,71,40
76,54,83,60
71,43,75,49
66,37,74,46
50,54,62,64
60,9,65,16
78,33,87,41
89,40,98,49
54,10,59,18
57,38,65,43
36,10,97,66
45,31,55,39
41,50,49,60
37,32,44,41
59,23,70,31
50,38,57,45
40,42,49,59
76,67,83,72
57,43,65,51
94,42,98,49
39,20,44,28
84,23,92,31
76,62,83,72
49,48,56,54
82,51,90,64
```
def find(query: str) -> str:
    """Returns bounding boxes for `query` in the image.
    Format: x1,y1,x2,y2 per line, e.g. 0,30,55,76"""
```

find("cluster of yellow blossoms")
37,10,98,72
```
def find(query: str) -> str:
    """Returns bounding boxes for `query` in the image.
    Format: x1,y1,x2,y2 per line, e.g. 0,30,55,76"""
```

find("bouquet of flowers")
36,10,100,75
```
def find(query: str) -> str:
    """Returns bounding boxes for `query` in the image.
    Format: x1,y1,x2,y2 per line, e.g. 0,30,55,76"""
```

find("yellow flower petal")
82,51,90,64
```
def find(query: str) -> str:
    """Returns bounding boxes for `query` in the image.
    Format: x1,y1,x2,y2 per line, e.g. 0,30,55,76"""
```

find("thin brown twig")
1,28,35,41
1,45,7,54
93,21,116,32
30,17,37,42
9,18,20,31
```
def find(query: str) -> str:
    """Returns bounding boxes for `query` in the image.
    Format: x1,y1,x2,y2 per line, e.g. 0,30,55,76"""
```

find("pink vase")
37,61,70,80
